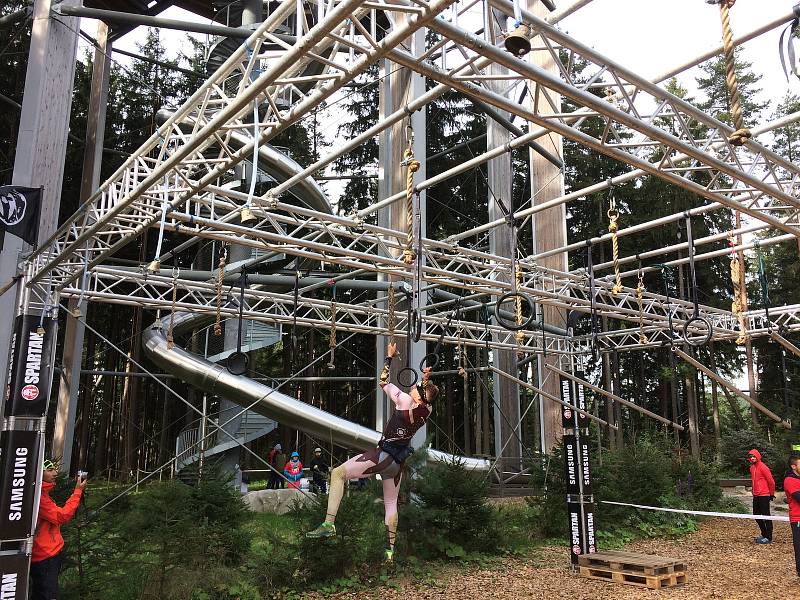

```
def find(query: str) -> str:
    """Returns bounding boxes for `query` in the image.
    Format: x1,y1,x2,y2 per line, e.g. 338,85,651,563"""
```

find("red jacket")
32,481,83,563
748,449,775,497
785,472,800,523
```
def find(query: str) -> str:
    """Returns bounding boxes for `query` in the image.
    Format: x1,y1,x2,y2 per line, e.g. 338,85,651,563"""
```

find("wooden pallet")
578,550,688,590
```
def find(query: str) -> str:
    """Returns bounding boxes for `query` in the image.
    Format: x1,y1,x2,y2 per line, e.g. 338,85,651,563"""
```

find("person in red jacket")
784,456,800,578
30,459,87,600
748,449,775,544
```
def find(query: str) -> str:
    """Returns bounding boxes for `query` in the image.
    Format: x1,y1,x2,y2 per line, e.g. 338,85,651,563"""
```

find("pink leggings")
326,447,403,546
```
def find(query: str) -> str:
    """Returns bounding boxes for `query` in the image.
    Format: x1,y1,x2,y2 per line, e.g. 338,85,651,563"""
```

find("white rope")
601,500,790,522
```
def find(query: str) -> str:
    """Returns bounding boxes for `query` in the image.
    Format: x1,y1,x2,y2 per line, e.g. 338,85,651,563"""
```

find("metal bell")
146,259,161,274
240,206,257,225
505,23,531,57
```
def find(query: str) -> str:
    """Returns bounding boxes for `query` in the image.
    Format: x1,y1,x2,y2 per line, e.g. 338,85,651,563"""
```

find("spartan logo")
0,189,26,226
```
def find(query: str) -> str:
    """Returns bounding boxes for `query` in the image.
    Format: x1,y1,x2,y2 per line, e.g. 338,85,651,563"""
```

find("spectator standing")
309,447,329,494
784,456,800,579
748,449,775,544
284,451,303,489
30,460,86,600
267,443,285,489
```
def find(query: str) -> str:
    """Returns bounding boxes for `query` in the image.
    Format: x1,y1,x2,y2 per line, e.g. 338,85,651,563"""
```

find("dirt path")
308,519,799,599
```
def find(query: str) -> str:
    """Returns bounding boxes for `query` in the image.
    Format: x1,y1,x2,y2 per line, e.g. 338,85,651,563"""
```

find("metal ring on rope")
683,316,713,347
494,292,536,331
411,308,422,342
397,366,418,387
227,351,249,375
419,351,441,371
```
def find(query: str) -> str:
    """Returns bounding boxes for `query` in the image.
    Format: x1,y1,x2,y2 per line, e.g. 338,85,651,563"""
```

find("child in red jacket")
748,449,775,544
30,459,86,600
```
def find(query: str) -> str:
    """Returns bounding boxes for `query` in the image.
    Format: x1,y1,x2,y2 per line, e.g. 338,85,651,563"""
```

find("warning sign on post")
4,314,55,418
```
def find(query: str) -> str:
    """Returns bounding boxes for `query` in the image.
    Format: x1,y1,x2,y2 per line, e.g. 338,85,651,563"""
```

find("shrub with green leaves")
721,430,789,480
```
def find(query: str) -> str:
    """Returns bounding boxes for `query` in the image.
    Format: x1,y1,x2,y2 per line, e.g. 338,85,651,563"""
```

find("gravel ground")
306,519,800,599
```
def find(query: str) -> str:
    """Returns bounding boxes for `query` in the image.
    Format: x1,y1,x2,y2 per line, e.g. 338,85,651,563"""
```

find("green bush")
720,430,789,480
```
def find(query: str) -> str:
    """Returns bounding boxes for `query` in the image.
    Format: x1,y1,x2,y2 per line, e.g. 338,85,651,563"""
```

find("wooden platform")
578,550,688,590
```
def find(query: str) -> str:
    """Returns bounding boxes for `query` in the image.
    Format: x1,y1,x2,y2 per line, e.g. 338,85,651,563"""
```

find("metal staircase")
175,410,276,472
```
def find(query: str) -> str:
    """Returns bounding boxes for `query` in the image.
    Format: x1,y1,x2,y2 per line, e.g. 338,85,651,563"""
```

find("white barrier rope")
601,500,790,522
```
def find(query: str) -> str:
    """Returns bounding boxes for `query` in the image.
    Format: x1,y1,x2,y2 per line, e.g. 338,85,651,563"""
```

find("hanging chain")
214,244,227,336
387,284,396,345
167,268,179,349
636,267,648,345
608,194,623,296
714,0,751,146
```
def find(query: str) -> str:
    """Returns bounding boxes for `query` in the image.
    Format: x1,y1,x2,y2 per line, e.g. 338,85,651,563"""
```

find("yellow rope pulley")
167,268,179,349
712,0,752,146
214,245,227,337
402,143,420,266
636,269,648,345
607,194,623,296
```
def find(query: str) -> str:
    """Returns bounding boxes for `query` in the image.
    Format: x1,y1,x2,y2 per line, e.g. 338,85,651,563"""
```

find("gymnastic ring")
411,309,423,342
397,366,418,387
494,292,536,331
419,352,440,371
682,316,713,347
226,351,249,376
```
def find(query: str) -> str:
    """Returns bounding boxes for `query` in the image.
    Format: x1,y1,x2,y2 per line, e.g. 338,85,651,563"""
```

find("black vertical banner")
584,503,597,555
567,501,584,565
0,430,39,540
563,434,578,495
579,438,593,496
560,376,574,426
4,314,56,418
0,553,30,600
573,372,589,428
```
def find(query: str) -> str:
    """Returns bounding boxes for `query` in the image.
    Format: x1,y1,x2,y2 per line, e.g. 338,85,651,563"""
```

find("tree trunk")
709,342,722,463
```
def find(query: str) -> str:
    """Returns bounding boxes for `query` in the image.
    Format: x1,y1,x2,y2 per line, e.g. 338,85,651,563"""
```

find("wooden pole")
673,347,790,428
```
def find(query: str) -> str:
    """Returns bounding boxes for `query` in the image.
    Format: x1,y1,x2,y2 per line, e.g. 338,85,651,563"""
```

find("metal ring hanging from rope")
397,290,418,388
607,185,624,296
492,207,535,333
494,292,536,331
682,215,713,347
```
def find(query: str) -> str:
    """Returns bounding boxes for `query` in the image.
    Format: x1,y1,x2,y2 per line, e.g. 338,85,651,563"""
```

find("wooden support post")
710,341,722,463
530,0,566,453
53,20,112,473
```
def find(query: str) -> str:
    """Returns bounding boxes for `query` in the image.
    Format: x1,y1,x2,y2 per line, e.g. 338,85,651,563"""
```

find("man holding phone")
30,459,87,600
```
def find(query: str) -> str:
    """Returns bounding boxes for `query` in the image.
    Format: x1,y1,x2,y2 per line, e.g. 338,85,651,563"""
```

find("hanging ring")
397,366,418,387
683,316,713,347
494,292,536,331
419,352,440,371
411,309,422,342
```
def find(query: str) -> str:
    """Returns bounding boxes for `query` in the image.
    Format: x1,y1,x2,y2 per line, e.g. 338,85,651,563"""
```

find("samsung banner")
0,553,29,600
4,315,56,418
563,434,579,495
0,430,39,540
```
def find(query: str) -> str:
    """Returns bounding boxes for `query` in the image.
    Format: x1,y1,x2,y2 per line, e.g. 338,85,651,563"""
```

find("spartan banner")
4,314,56,418
561,374,589,428
0,186,41,247
0,553,29,600
0,429,39,541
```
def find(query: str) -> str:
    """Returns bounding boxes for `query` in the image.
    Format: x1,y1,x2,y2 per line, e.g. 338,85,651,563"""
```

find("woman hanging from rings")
306,342,439,562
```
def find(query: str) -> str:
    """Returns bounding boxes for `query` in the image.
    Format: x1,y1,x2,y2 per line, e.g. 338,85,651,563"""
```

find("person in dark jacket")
267,443,285,489
309,447,329,494
30,460,86,600
748,449,776,544
784,456,800,578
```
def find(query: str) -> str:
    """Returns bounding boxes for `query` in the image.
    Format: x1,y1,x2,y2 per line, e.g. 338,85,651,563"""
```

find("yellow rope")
729,236,748,345
717,0,751,146
387,285,396,345
327,300,337,369
402,145,420,266
167,270,178,349
214,245,226,337
636,270,648,345
608,204,623,296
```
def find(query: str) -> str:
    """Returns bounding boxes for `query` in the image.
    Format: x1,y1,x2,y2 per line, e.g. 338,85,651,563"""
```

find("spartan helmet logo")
0,189,26,226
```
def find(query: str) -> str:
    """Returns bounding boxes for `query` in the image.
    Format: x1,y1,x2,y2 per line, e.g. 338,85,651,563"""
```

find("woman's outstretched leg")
382,471,402,561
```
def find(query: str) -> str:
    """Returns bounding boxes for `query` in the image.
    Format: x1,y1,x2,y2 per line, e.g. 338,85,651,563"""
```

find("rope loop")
213,245,227,337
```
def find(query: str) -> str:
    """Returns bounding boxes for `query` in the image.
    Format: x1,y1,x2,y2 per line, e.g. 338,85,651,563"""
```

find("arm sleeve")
382,383,413,410
38,489,83,526
379,356,392,388
764,465,776,496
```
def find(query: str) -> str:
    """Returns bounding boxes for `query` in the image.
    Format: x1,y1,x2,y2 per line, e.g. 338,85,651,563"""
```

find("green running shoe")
383,549,394,563
306,522,336,539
